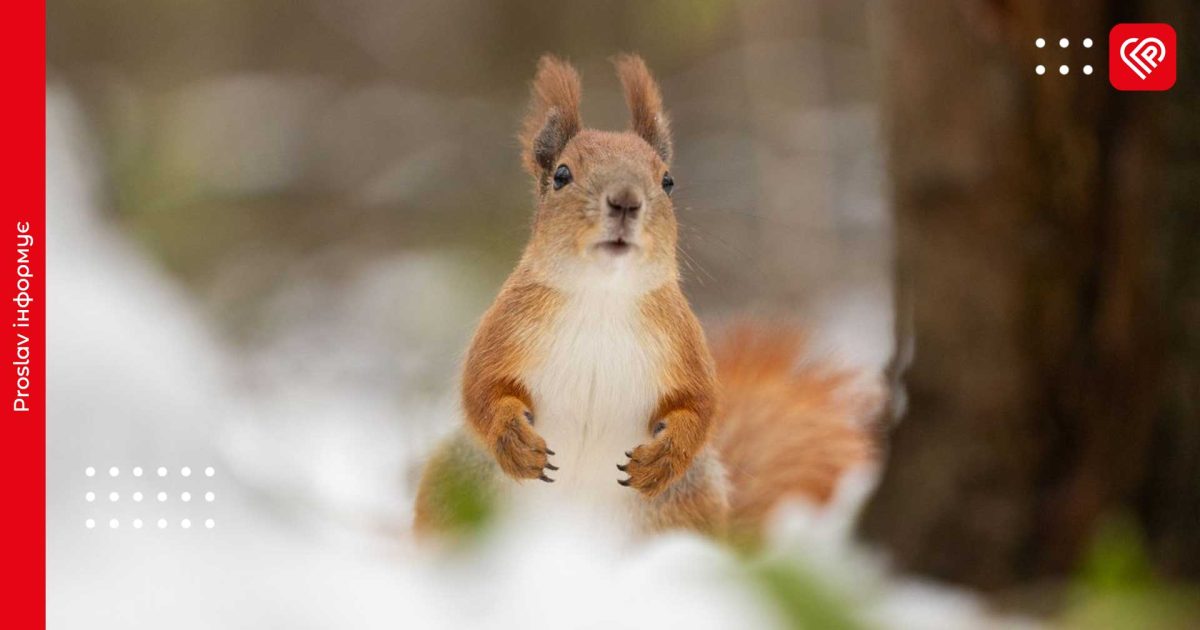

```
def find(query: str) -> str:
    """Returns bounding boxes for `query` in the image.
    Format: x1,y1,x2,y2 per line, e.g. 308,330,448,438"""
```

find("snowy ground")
45,86,1034,630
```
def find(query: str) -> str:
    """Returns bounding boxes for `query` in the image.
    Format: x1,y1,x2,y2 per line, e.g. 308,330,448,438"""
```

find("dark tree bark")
859,0,1198,590
1137,0,1200,580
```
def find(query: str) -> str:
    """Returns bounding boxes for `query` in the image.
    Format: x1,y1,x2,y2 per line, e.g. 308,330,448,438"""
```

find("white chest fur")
507,285,666,529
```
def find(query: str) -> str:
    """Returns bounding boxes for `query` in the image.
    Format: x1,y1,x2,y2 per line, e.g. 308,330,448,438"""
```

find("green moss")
1061,516,1200,630
745,556,863,630
429,462,496,537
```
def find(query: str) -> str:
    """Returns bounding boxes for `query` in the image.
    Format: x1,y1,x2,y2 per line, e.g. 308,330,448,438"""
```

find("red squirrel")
414,54,878,540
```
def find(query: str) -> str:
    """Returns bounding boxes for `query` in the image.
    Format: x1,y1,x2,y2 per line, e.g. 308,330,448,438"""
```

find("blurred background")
45,0,1198,628
47,0,891,338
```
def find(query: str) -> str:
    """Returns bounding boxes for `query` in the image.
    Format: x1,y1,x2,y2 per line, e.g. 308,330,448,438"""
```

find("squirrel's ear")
520,55,583,181
614,54,672,165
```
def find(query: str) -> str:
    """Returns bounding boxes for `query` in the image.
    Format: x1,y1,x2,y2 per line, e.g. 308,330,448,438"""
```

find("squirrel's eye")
661,172,674,196
552,164,573,190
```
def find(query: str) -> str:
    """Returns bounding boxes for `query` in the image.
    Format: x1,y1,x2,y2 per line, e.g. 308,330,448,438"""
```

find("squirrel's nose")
606,188,643,219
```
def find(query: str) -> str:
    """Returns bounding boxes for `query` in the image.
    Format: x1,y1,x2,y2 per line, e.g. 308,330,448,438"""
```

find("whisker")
676,242,713,286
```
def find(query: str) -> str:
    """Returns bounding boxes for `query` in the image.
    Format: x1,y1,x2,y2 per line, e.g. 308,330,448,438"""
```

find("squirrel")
414,54,878,542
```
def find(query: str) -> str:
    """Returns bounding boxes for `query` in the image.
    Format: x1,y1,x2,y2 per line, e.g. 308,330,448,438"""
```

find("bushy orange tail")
711,323,881,538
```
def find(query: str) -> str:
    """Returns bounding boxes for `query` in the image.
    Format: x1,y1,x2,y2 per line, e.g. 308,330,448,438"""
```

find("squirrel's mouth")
594,238,635,256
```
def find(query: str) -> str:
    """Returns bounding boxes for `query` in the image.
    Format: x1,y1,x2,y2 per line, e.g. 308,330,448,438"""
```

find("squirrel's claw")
539,473,555,483
545,462,559,471
491,411,555,481
618,438,683,497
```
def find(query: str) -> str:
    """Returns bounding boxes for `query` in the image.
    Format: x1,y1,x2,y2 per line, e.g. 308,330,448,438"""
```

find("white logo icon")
1120,37,1167,79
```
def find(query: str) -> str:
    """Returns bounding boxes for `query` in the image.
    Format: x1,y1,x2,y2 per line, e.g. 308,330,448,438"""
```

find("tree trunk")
859,0,1196,590
1137,0,1200,580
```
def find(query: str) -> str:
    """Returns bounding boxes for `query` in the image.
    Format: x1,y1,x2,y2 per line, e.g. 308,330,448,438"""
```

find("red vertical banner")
4,0,46,627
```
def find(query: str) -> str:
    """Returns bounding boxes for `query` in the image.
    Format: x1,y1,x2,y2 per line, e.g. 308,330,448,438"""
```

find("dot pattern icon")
84,465,218,531
1034,37,1098,77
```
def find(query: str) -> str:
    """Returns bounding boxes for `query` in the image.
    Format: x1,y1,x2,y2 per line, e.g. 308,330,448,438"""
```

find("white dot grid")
85,466,219,529
1033,36,1097,77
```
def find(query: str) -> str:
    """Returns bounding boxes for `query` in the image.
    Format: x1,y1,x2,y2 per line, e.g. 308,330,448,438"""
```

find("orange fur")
460,269,562,480
711,323,880,538
519,55,583,180
622,284,718,497
414,54,879,542
614,54,672,163
462,54,706,499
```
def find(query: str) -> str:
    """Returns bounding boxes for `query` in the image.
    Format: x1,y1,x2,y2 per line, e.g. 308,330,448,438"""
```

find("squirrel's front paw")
618,431,688,497
491,410,557,482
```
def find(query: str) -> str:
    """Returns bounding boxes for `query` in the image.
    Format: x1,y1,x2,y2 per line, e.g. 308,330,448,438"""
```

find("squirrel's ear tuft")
614,54,672,165
520,55,583,181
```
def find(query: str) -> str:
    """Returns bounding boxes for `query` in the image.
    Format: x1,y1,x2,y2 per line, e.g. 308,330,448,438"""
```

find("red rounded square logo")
1110,23,1176,91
